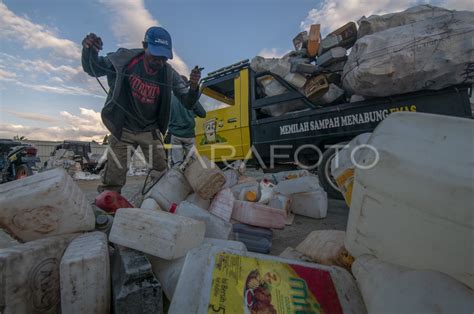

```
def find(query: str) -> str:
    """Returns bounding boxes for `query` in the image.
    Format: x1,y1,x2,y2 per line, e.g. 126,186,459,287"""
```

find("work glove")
82,33,103,52
189,66,202,91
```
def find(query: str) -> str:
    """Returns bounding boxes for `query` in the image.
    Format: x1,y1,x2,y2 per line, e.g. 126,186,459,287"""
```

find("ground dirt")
76,169,349,256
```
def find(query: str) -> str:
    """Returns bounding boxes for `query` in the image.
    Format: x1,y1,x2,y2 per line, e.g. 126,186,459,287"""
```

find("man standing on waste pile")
169,77,206,167
81,26,201,193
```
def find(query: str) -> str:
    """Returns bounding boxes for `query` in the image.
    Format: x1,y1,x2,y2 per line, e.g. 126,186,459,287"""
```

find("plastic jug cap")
96,214,109,227
245,191,258,202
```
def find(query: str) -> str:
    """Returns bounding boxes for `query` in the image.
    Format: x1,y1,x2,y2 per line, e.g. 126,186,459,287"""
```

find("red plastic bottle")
169,203,178,214
95,191,133,214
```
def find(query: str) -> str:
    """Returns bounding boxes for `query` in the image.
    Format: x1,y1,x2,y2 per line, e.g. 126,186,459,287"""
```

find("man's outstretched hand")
82,33,103,52
189,66,202,91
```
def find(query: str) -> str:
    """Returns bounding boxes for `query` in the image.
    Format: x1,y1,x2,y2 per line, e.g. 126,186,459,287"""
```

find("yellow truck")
193,60,472,198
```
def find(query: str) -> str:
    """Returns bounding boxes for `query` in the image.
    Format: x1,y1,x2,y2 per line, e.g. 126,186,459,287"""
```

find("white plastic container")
331,133,371,206
169,245,366,313
353,255,474,313
140,198,161,211
268,194,291,213
0,233,78,313
184,156,226,199
232,200,287,229
263,169,310,183
185,193,211,211
60,232,110,314
296,230,353,270
175,201,233,240
284,72,307,89
274,175,322,196
0,168,95,241
260,76,287,96
0,228,19,249
109,208,205,260
279,247,307,260
207,188,234,222
290,190,328,219
346,112,474,289
230,181,259,199
269,59,291,78
222,169,239,189
149,238,247,300
145,168,192,211
258,180,275,204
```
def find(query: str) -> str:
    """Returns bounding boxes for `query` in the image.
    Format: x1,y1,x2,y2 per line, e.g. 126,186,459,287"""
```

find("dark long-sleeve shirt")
81,47,199,139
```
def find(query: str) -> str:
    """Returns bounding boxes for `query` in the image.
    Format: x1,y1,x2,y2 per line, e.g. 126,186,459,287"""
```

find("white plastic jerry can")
0,233,78,313
60,232,110,314
346,112,474,289
169,245,366,313
0,168,95,241
183,155,226,199
144,167,192,211
109,208,205,260
352,255,474,313
175,201,233,240
148,238,247,300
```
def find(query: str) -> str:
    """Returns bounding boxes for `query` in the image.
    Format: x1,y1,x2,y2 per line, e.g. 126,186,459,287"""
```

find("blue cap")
144,26,173,59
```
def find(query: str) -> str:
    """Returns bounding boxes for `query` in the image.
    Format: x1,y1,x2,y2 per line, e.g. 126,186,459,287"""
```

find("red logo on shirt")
129,74,160,104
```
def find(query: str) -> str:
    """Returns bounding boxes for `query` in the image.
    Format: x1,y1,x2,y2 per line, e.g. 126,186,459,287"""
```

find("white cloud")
4,110,58,123
257,48,291,59
0,53,105,97
99,0,190,75
300,0,473,36
0,77,105,98
0,53,80,78
50,76,65,84
0,108,108,141
0,68,17,80
0,2,81,59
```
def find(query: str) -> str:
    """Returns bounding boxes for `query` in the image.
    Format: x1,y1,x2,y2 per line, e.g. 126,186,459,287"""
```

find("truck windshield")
200,93,231,111
201,77,235,112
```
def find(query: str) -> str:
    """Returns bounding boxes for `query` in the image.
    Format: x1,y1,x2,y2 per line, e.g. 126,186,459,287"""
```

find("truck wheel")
318,148,344,200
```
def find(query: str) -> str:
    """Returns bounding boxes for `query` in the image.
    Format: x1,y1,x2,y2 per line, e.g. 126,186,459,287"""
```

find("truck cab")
195,61,252,162
195,59,472,198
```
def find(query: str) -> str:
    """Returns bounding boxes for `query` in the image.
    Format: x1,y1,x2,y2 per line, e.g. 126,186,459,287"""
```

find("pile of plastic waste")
251,5,474,117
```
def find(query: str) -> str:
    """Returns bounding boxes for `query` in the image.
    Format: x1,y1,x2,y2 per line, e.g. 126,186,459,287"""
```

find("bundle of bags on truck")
251,4,474,117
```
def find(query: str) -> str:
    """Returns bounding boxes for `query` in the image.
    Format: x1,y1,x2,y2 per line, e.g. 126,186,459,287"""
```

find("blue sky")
0,0,470,141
